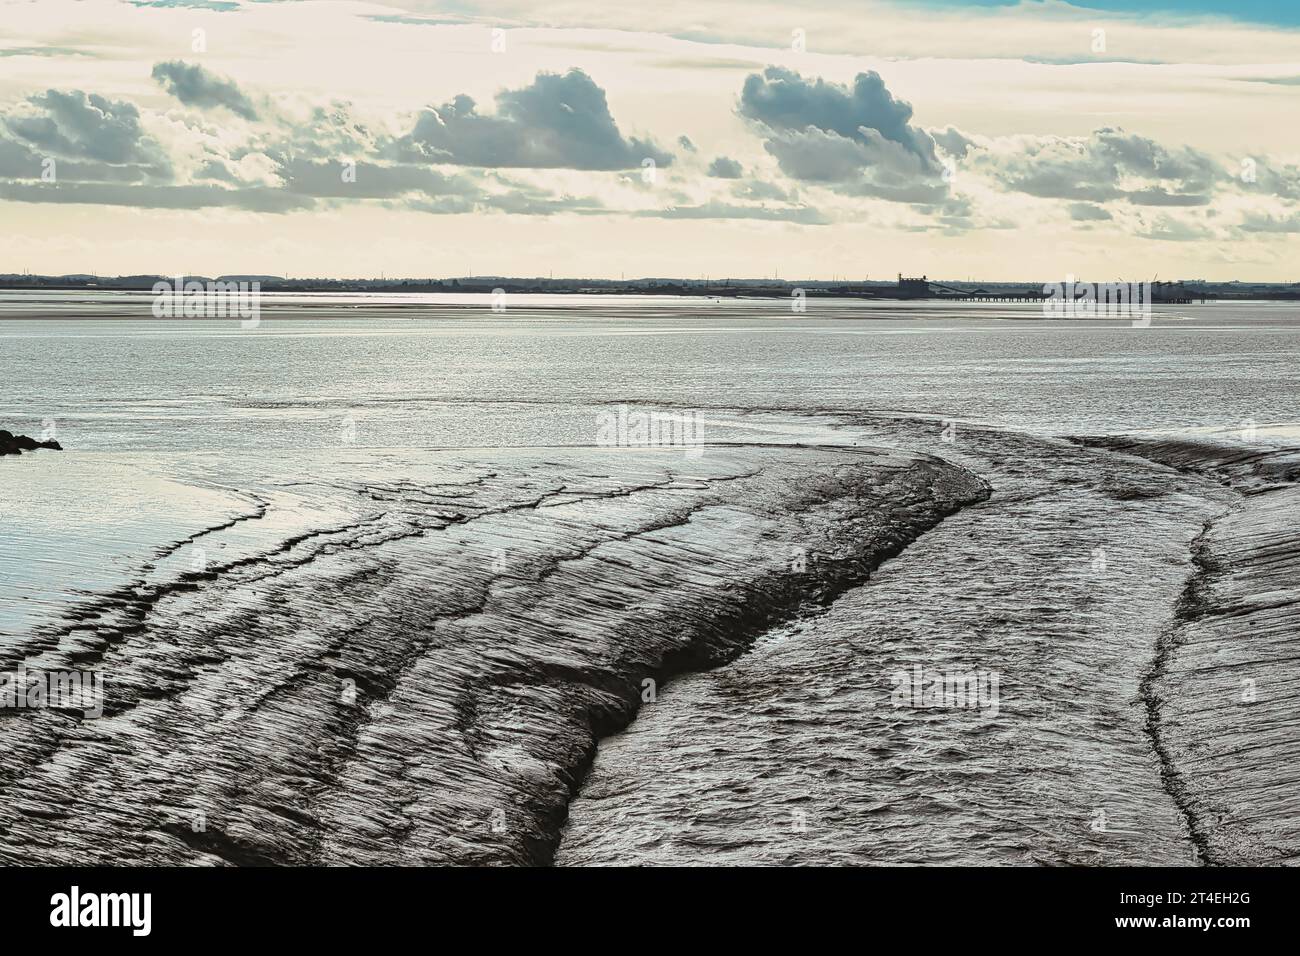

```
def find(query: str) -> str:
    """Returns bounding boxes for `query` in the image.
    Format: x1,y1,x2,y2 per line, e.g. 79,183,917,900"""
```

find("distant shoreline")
1,278,1297,301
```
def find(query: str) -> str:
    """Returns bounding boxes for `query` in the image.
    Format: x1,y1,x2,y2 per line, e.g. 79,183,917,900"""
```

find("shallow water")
5,298,1300,451
559,422,1230,865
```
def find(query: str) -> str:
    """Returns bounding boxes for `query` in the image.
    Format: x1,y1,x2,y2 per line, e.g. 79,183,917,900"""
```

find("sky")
0,0,1297,280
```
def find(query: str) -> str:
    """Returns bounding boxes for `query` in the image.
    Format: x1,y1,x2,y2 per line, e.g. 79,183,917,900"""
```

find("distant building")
1152,281,1203,303
897,274,930,298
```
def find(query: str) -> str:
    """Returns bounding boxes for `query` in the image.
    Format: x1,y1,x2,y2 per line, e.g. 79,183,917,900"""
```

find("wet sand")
4,302,1299,866
559,422,1229,864
559,424,1300,866
1081,437,1300,865
0,443,984,865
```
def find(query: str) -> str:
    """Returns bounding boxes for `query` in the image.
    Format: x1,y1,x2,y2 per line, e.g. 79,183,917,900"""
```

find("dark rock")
0,429,63,456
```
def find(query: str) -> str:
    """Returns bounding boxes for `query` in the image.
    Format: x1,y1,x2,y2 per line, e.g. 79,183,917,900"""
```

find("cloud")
363,14,471,27
396,69,672,170
0,181,312,212
2,90,170,174
1235,75,1300,85
481,190,605,216
0,46,98,58
274,158,479,201
273,103,380,162
931,127,975,160
636,201,829,224
1239,211,1300,233
732,179,793,202
1124,188,1211,207
1240,159,1300,200
980,128,1223,205
0,81,637,218
0,135,46,179
152,61,259,120
1137,214,1215,241
762,125,937,185
707,156,742,178
737,67,943,200
1069,202,1113,221
129,1,240,10
2,54,1286,245
739,67,939,165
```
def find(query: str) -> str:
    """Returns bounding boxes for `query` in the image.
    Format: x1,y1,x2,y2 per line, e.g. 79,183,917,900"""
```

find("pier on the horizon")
894,275,1212,303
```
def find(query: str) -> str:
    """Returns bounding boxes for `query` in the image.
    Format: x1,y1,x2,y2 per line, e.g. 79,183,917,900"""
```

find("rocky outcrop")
0,429,62,456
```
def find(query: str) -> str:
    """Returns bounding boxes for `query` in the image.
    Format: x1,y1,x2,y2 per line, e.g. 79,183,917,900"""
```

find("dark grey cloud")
987,128,1222,206
1024,55,1166,66
129,0,240,10
740,68,934,159
1239,211,1300,233
481,191,605,216
1240,159,1300,200
0,181,312,212
1235,76,1300,86
761,125,936,184
397,69,672,170
0,46,97,58
403,195,479,214
282,103,380,161
152,61,259,120
1092,128,1218,184
6,90,154,165
0,64,671,218
0,83,625,216
1124,187,1211,206
636,200,829,224
736,67,943,200
707,156,743,178
732,69,1271,229
0,134,55,179
195,158,239,183
0,93,172,187
364,14,470,27
931,126,975,160
0,90,175,193
275,157,478,200
732,179,792,202
1069,202,1113,221
839,177,950,204
1137,215,1214,241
